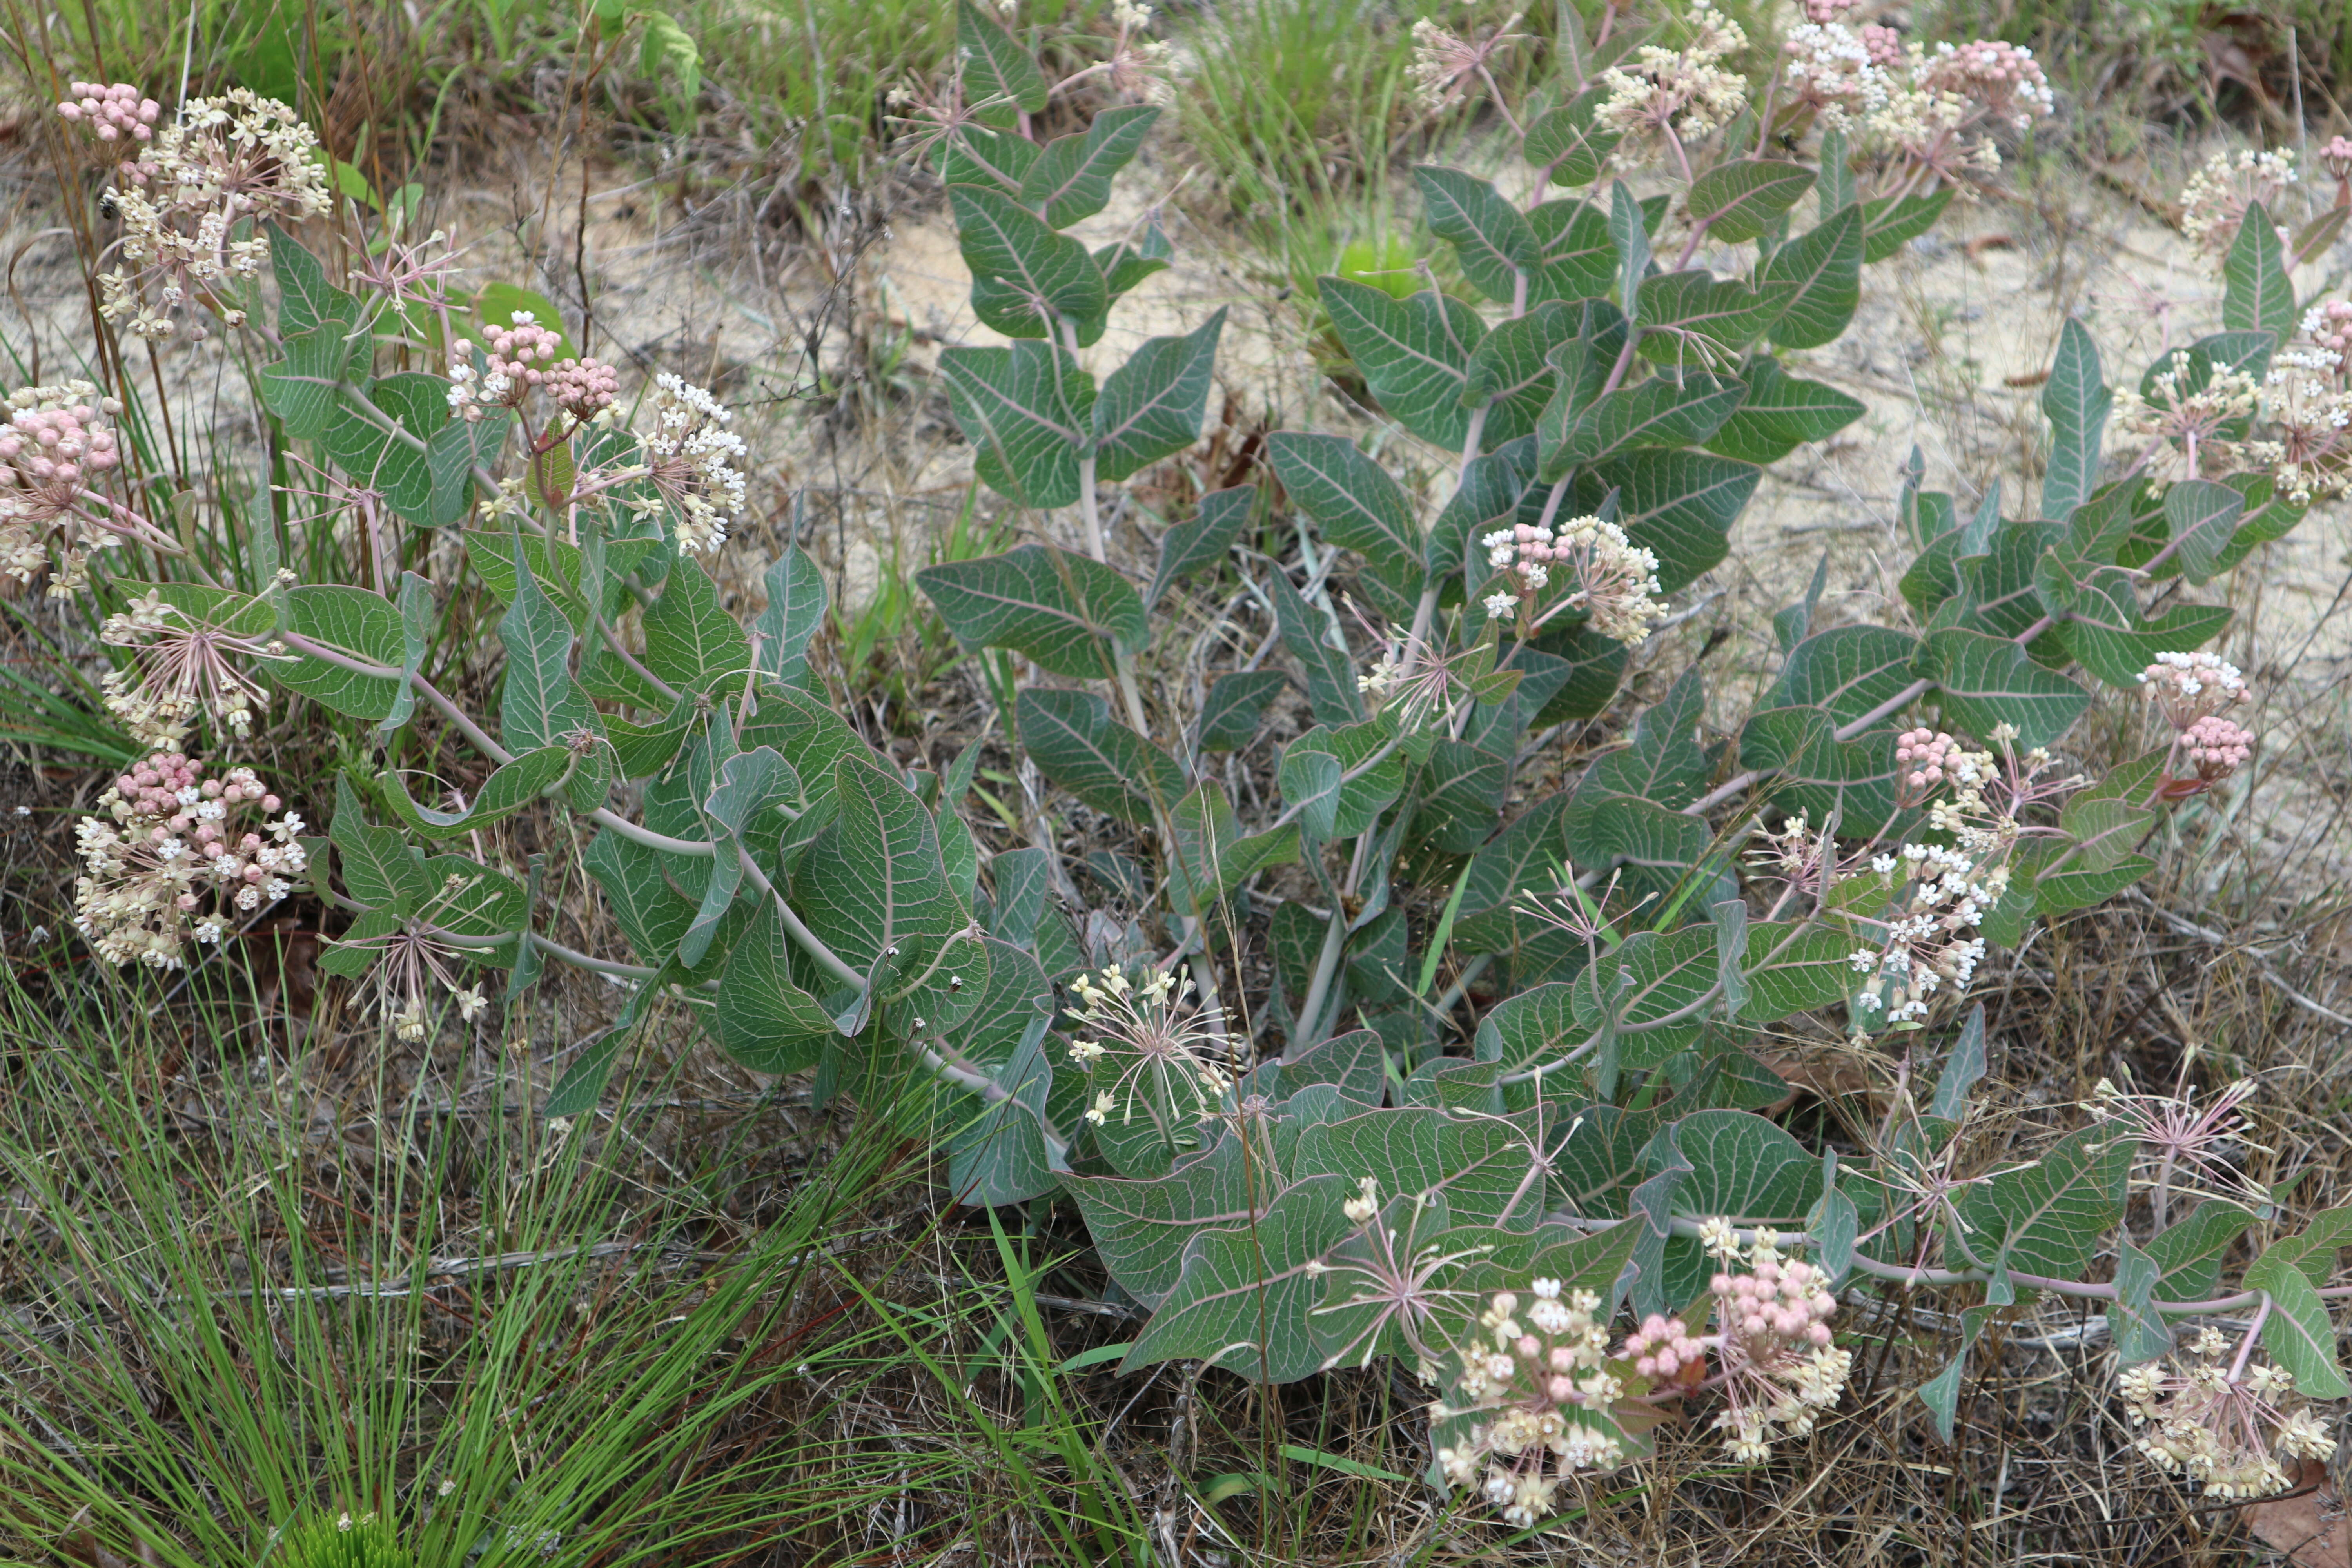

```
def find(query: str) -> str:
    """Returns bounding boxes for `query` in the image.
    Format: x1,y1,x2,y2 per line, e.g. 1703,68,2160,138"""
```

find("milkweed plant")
29,0,2352,1532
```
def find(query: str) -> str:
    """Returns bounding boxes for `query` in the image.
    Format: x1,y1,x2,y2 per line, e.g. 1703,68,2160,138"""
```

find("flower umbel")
73,753,303,968
2121,1330,2336,1498
1064,964,1234,1154
100,590,291,748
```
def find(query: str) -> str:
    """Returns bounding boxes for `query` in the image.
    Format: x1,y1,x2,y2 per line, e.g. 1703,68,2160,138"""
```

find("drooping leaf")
1267,432,1423,593
938,339,1094,508
1415,165,1538,305
1150,484,1254,606
949,184,1109,334
1762,204,1863,349
918,543,1147,677
1705,356,1863,465
1317,278,1482,448
1094,309,1225,481
497,534,595,752
1686,159,1815,244
1016,105,1159,228
752,544,828,686
1016,686,1184,825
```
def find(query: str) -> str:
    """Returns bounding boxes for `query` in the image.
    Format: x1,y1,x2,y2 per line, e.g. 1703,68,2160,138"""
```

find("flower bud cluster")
2120,1328,2337,1498
73,752,305,967
57,82,160,141
96,90,330,340
2138,651,2249,730
0,382,124,590
2179,715,2253,779
1913,39,2055,130
1690,1227,1847,1463
1894,726,1958,792
1434,1279,1630,1528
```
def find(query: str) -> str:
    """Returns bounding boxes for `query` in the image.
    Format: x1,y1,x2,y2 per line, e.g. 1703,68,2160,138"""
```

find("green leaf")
1093,309,1224,481
2144,1204,2256,1302
1736,706,1905,836
712,901,841,1073
323,374,446,524
1926,627,2089,750
752,544,828,686
642,555,752,691
268,223,340,336
2046,555,2233,688
261,302,373,439
1281,719,1404,840
1608,180,1649,323
1651,1109,1823,1223
1860,187,1953,262
1465,301,1577,446
2242,1251,2352,1399
2252,1202,2352,1292
1065,1134,1270,1306
1316,278,1481,448
1150,484,1253,607
1572,448,1759,593
497,535,594,752
949,184,1108,334
1686,159,1815,244
1527,199,1618,304
956,0,1048,122
1016,686,1184,825
584,828,695,965
1760,205,1863,350
938,339,1094,508
1167,779,1299,918
1268,568,1363,727
1122,1175,1354,1380
331,775,433,915
2105,1238,2175,1366
475,283,577,361
2221,200,2296,341
379,745,570,838
1415,165,1537,305
382,570,432,731
2040,317,2112,522
947,1015,1060,1203
1768,624,1920,726
1706,356,1863,464
791,753,987,1028
936,124,1038,193
918,543,1145,677
1916,1304,1997,1442
1196,670,1287,752
1928,1004,1987,1120
1541,373,1746,477
1633,272,1796,364
1523,86,1618,188
1953,1123,2130,1290
1451,796,1573,951
275,584,407,720
1017,105,1158,228
1815,128,1856,216
1267,432,1422,594
425,408,506,525
2160,477,2247,586
1737,922,1861,1020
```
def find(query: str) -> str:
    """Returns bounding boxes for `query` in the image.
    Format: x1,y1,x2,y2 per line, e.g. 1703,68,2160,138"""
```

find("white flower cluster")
638,373,749,552
2179,147,2298,258
1066,963,1230,1142
2256,330,2352,505
1834,35,2053,183
1595,0,1750,142
73,751,304,968
0,381,124,593
1406,11,1523,113
1434,1279,1632,1528
2111,348,2261,488
1849,841,2002,1024
93,90,331,341
98,588,289,748
1480,515,1665,644
2120,1328,2336,1498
